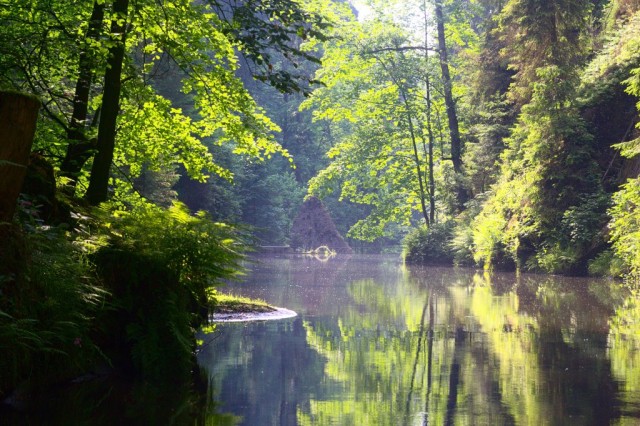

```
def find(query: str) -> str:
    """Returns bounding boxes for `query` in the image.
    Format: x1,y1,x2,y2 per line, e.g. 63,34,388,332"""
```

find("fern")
91,201,250,382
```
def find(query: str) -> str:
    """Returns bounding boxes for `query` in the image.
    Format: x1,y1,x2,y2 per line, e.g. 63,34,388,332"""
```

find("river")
198,253,640,425
3,253,638,424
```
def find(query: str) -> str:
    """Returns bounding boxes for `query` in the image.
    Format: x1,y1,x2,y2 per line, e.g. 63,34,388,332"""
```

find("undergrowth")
0,222,105,397
1,199,251,396
403,222,455,265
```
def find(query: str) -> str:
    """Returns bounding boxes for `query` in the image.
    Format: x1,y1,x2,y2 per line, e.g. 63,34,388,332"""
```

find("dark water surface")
198,254,640,426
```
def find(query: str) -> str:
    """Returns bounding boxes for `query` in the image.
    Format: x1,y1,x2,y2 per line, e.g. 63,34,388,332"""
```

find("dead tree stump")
0,91,40,298
0,91,41,222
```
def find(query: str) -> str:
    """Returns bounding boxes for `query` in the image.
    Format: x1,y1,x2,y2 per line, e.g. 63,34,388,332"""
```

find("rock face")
290,196,352,253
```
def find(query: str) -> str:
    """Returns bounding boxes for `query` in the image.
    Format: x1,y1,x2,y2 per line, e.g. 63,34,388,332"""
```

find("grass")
213,293,276,314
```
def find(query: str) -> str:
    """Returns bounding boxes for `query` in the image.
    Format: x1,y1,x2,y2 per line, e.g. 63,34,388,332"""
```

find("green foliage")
588,249,627,277
609,177,640,280
616,63,640,157
450,198,483,266
470,192,517,269
497,0,593,104
0,0,333,205
580,10,640,108
595,12,640,282
468,57,606,273
0,224,105,396
92,249,195,382
560,192,610,246
102,201,249,305
403,222,455,264
463,95,513,196
303,7,457,241
238,168,305,244
92,201,249,382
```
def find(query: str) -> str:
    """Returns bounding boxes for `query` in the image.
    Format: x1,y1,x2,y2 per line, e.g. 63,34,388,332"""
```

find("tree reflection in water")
199,255,640,425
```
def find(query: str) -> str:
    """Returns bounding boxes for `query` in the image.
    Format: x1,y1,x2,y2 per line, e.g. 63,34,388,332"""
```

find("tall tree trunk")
60,1,105,197
423,4,436,224
435,0,467,209
0,92,41,222
401,88,431,228
435,0,461,173
86,0,129,205
425,80,436,224
375,54,431,227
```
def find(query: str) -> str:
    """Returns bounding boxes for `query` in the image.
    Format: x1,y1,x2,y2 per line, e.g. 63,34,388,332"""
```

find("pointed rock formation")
290,196,352,253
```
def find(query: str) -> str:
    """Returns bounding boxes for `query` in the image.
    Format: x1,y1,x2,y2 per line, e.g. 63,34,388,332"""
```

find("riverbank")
213,294,276,314
211,294,297,322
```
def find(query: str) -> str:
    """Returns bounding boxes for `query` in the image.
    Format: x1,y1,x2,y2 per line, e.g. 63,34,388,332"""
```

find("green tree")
466,0,607,273
498,0,592,105
0,0,329,206
86,0,129,205
303,2,459,242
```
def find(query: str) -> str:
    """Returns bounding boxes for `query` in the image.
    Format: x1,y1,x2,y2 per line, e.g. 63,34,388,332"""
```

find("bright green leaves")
1,0,302,202
470,41,603,272
610,177,640,279
606,20,640,280
302,4,455,241
124,0,287,182
617,64,640,157
116,85,221,182
104,200,249,288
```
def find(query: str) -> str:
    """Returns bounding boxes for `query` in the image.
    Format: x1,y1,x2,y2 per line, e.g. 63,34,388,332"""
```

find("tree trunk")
425,77,436,224
0,91,41,222
86,0,129,205
0,92,40,296
423,5,436,224
402,90,431,228
376,53,431,228
60,1,105,197
435,0,468,209
435,0,461,174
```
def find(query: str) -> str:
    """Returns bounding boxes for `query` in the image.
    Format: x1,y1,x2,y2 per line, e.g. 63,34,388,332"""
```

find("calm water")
198,254,640,426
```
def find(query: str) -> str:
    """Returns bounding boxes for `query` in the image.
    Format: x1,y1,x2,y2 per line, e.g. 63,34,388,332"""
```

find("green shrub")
0,224,105,396
588,249,627,277
92,201,249,382
609,177,640,281
451,199,483,266
1,198,250,393
403,222,455,265
529,243,579,275
93,249,194,383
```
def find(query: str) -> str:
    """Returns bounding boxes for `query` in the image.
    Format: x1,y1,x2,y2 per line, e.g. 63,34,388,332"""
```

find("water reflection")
0,371,214,425
609,288,640,424
200,255,640,425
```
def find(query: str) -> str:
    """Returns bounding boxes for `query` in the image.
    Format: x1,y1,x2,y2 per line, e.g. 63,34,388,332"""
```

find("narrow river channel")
198,253,640,425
